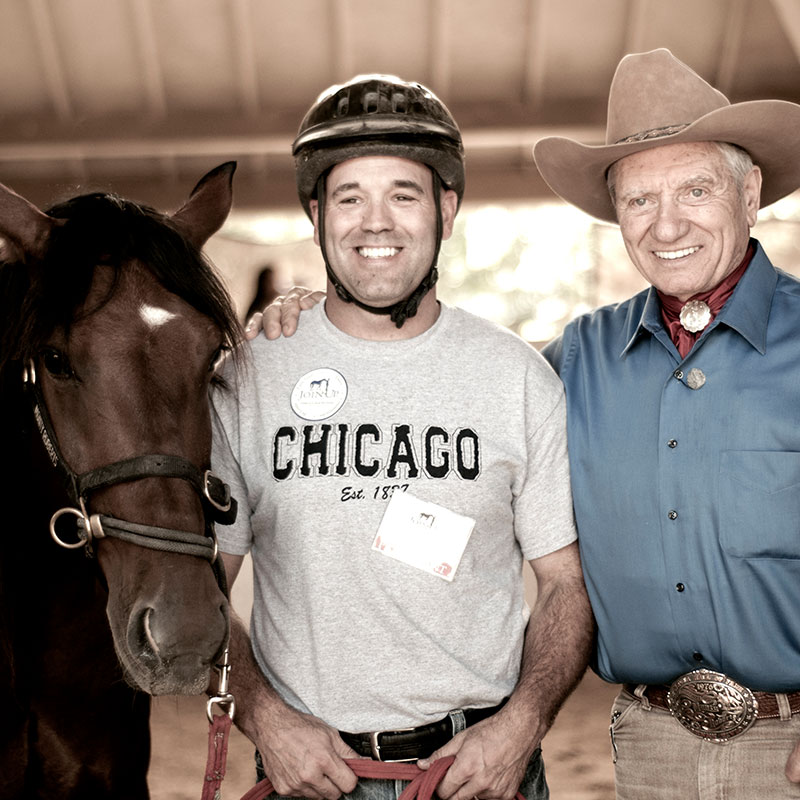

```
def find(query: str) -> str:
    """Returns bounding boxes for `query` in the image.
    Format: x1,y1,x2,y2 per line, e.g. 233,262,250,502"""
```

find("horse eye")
41,347,74,379
209,344,231,388
209,344,228,373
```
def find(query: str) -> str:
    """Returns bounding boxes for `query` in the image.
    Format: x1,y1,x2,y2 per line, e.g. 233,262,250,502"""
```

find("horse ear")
0,181,60,262
171,161,236,249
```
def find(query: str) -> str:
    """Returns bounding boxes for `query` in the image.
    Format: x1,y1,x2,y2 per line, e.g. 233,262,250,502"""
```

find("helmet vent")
336,96,349,117
391,92,407,113
363,90,379,113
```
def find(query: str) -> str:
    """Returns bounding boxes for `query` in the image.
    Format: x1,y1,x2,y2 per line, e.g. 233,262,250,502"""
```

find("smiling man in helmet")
211,75,592,800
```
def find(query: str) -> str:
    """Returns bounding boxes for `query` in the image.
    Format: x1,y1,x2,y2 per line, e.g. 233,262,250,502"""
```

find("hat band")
614,122,690,145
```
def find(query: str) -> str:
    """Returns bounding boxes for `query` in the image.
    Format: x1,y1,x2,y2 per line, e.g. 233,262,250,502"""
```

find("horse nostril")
127,605,160,667
142,607,161,658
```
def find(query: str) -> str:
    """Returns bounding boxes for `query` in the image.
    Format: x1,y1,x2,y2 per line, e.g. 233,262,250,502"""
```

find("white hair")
714,142,755,192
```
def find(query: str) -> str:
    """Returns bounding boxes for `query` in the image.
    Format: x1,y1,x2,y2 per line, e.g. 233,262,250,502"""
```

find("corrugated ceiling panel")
537,0,629,100
340,0,430,83
447,0,530,101
0,0,52,115
151,0,240,112
252,0,336,109
49,0,147,115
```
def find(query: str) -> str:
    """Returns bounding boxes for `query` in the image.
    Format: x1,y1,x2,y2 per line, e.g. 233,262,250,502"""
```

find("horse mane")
0,191,242,378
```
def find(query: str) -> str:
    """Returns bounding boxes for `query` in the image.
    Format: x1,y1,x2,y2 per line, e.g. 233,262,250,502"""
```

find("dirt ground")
148,670,618,800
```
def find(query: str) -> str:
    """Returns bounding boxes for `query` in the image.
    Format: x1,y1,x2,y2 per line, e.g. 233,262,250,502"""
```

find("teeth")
654,247,700,260
358,247,398,258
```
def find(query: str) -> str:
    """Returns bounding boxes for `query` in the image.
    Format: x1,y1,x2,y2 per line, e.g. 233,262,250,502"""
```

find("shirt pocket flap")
720,450,800,558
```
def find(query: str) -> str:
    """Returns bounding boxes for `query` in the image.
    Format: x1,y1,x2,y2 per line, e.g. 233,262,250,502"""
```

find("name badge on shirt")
372,492,475,582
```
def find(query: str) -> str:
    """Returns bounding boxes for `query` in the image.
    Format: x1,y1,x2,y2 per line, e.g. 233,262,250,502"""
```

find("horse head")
0,163,241,695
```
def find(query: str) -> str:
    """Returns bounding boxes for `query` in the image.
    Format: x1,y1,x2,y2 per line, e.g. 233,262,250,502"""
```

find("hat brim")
533,100,800,223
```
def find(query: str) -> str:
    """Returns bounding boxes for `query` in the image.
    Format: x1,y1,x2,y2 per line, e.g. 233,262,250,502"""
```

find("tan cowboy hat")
533,48,800,223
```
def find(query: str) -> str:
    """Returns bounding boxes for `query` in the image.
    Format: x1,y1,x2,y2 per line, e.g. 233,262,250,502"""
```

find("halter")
23,359,237,593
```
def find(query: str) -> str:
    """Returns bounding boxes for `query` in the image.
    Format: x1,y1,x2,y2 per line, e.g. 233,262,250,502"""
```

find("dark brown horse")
0,163,242,798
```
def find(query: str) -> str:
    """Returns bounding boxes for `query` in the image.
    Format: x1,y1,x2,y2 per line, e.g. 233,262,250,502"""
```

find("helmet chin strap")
316,171,443,328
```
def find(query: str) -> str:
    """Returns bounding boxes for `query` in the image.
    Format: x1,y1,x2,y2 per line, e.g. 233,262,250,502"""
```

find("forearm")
504,549,595,747
218,609,286,745
416,545,594,800
213,609,360,799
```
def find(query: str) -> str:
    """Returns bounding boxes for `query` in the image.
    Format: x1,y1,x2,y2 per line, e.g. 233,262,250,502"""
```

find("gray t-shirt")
212,302,576,731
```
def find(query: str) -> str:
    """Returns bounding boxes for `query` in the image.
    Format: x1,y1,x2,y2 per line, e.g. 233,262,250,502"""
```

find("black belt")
339,700,506,762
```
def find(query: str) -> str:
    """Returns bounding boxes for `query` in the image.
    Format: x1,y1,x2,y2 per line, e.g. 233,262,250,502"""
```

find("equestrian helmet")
293,74,465,217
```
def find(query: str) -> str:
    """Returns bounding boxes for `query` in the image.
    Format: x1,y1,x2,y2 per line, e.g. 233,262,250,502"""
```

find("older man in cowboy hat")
534,49,800,798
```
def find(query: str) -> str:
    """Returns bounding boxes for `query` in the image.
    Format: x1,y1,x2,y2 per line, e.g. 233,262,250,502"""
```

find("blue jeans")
254,748,548,800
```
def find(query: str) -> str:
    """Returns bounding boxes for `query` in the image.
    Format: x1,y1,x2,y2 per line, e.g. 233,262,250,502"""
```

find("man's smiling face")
311,155,455,309
611,141,762,301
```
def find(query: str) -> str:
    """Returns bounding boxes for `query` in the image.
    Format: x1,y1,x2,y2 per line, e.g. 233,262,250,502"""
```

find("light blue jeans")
255,748,548,800
610,687,800,799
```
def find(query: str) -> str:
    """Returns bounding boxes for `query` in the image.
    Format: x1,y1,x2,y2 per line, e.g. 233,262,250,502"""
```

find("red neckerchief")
657,243,755,358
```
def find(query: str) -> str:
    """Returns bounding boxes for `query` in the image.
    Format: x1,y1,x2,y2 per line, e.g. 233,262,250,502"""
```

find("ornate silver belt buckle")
667,669,758,742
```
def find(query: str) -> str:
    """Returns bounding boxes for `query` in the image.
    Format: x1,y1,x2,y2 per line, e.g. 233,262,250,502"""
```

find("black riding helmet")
293,74,465,327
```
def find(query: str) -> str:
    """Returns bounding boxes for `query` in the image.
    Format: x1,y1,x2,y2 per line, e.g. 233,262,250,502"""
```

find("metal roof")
1,0,798,212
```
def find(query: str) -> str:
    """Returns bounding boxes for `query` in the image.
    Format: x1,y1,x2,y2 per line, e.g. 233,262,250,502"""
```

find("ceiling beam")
27,0,72,120
128,0,179,179
129,0,168,117
621,0,650,54
429,0,451,95
522,0,547,108
0,123,602,163
230,0,261,116
331,0,353,80
1,159,559,213
715,0,748,96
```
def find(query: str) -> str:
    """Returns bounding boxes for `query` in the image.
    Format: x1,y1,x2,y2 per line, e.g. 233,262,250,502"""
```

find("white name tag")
372,492,475,582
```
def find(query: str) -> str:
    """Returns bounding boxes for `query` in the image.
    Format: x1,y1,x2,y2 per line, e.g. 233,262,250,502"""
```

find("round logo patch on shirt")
290,368,348,420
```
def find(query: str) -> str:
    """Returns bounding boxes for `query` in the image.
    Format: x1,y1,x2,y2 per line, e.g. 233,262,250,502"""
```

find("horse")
0,162,243,798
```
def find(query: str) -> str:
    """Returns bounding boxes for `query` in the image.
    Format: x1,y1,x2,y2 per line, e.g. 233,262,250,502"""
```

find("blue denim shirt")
543,240,800,691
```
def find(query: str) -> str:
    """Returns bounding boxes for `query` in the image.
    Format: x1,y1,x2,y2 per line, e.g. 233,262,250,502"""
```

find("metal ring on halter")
49,496,108,551
203,469,232,514
23,360,36,385
49,506,89,549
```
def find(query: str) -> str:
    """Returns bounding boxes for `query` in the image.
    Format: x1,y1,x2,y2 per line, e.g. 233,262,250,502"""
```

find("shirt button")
668,510,678,520
676,583,685,592
693,651,704,662
674,369,684,380
668,439,678,448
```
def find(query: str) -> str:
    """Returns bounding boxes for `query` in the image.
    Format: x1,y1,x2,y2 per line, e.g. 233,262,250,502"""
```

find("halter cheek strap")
316,169,444,329
23,360,236,592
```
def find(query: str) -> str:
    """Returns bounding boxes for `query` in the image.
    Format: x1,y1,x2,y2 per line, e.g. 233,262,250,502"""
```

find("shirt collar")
619,239,776,358
619,287,666,358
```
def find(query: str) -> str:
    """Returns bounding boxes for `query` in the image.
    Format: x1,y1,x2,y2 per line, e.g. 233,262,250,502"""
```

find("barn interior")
3,2,799,797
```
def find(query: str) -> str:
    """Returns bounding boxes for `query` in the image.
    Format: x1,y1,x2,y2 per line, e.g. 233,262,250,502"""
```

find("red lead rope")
237,755,525,800
202,720,525,800
239,759,425,800
202,713,234,800
202,636,524,797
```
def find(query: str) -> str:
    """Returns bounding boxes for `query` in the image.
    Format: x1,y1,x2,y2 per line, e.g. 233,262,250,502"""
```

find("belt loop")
448,709,467,735
777,693,792,721
633,684,651,711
